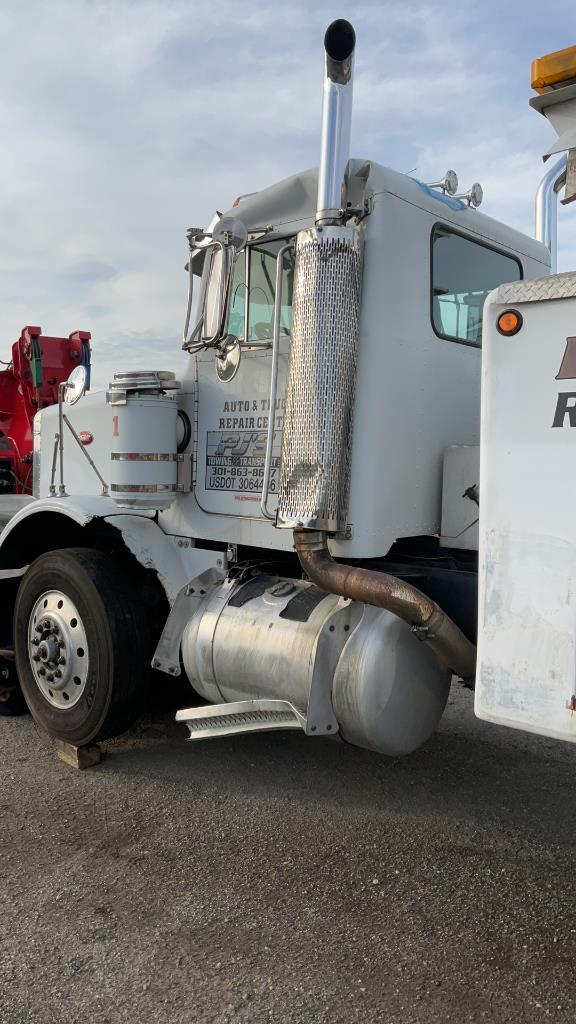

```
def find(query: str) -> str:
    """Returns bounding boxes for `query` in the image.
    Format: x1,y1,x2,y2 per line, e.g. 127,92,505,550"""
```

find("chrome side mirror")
203,217,248,344
183,216,247,350
64,365,88,406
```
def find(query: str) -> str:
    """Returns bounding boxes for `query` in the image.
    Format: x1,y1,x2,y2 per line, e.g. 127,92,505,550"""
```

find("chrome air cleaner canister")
107,371,181,510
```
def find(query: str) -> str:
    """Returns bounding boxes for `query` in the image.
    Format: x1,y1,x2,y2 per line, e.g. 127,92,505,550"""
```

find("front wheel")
14,548,155,745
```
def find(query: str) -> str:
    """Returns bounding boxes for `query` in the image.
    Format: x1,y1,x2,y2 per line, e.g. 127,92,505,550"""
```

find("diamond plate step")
175,699,306,741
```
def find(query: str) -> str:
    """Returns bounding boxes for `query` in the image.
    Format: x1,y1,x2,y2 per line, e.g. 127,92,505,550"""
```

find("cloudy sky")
1,0,575,387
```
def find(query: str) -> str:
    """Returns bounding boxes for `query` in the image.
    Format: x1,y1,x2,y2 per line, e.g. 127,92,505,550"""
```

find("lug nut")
38,668,46,676
32,654,40,662
32,638,39,646
54,670,62,679
58,657,66,666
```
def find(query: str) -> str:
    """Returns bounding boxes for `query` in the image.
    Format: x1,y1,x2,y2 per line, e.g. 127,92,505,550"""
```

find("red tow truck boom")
0,326,91,495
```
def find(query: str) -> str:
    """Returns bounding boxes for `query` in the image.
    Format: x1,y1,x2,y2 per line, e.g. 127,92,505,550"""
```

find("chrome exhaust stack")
316,19,356,225
277,19,363,535
535,155,567,273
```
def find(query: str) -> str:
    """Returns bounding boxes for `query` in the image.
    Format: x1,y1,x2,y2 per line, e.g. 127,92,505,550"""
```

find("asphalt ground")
1,686,575,1024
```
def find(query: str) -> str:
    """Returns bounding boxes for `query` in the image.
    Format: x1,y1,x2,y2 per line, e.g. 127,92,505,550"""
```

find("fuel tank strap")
279,586,329,622
227,575,272,607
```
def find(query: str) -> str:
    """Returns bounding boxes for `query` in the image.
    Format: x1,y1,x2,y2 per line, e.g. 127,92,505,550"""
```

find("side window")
226,239,294,343
431,226,522,346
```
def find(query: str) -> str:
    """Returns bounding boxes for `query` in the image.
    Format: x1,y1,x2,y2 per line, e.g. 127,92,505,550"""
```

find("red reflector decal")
78,431,93,446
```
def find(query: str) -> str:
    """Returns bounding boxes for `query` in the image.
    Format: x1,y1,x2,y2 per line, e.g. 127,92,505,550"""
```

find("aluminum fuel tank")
181,574,451,756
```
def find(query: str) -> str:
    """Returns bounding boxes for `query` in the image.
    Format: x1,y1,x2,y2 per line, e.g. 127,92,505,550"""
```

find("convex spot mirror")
64,365,88,406
212,216,248,253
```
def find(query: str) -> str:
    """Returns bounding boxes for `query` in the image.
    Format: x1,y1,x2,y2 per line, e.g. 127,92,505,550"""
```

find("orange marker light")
531,45,576,93
497,310,523,336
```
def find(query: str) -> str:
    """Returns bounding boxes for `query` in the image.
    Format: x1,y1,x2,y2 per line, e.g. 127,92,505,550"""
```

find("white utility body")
477,274,576,741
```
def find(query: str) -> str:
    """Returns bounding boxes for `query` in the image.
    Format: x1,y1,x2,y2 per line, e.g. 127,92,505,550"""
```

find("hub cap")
28,591,89,709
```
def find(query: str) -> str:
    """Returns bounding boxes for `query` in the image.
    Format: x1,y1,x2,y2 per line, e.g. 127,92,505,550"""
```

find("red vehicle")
0,326,91,495
0,326,91,713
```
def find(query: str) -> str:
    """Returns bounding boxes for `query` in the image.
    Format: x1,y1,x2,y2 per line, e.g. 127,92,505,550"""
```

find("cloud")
0,0,574,388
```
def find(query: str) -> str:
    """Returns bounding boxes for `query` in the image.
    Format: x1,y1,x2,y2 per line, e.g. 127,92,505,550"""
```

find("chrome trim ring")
111,452,178,462
110,483,178,494
108,370,181,391
28,590,90,709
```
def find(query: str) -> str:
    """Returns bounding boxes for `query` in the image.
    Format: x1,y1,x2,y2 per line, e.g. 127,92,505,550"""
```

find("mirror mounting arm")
57,381,68,497
53,365,89,497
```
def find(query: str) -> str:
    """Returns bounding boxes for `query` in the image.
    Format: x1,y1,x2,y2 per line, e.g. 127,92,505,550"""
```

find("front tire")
14,548,154,745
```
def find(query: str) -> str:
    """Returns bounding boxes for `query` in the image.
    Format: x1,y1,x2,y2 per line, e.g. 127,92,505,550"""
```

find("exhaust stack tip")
324,19,356,66
317,19,356,222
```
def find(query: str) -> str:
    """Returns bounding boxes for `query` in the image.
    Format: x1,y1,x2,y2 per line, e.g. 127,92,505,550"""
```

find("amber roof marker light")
497,310,523,336
531,44,576,93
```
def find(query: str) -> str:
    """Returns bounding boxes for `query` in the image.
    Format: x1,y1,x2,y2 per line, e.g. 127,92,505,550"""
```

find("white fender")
0,495,224,605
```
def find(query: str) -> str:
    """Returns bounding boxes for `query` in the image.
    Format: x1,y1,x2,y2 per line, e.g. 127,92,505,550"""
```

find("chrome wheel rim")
28,590,89,709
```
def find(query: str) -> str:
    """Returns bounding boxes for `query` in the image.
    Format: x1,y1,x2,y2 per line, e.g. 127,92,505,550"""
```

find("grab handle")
260,242,293,521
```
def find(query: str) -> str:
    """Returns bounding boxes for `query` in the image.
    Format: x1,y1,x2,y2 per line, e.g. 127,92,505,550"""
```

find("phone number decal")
205,430,281,493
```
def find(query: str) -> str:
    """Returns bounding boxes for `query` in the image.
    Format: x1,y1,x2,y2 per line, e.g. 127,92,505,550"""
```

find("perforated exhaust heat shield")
277,224,364,533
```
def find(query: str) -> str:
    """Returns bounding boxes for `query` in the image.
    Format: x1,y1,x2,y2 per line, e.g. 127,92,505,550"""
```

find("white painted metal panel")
36,391,111,499
440,445,479,550
476,274,576,742
194,343,289,520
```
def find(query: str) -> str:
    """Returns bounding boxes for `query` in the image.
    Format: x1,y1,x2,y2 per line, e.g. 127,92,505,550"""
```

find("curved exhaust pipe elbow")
295,531,476,682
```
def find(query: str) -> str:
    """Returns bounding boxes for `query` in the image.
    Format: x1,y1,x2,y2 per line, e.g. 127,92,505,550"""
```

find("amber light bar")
532,44,576,93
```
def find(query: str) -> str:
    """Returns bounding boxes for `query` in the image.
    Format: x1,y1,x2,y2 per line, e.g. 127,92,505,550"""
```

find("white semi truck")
1,22,575,755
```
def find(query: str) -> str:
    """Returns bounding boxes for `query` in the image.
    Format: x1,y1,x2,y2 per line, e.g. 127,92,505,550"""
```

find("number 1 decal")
112,415,119,437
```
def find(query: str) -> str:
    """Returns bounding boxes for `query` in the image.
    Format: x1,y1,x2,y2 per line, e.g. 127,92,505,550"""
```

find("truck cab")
169,162,547,559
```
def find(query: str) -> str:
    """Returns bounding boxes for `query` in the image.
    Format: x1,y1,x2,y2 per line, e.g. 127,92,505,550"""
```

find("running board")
175,699,307,741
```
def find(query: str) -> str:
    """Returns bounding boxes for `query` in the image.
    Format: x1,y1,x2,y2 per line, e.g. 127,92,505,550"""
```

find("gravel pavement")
1,686,575,1024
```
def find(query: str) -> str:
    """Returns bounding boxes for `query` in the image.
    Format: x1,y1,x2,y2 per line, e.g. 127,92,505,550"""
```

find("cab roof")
224,160,550,268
